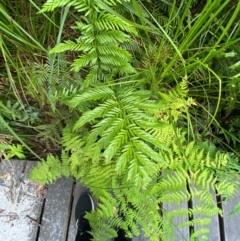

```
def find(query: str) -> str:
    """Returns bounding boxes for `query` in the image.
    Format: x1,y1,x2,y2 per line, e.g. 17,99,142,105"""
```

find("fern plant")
0,143,25,160
30,79,240,240
40,0,137,87
29,0,240,241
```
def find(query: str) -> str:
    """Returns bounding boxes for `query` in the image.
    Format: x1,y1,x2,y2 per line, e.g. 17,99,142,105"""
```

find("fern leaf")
95,30,130,44
40,0,78,12
69,87,114,107
95,13,137,34
50,40,93,53
73,102,117,130
230,200,240,215
103,128,128,162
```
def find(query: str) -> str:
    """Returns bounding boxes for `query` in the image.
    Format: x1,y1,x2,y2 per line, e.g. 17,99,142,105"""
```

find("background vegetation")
0,0,240,240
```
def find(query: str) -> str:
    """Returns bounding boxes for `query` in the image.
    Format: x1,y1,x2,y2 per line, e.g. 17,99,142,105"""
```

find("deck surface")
38,177,74,241
1,160,240,241
0,160,42,241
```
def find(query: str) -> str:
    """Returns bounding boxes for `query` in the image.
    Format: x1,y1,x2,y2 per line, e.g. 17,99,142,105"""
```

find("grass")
1,1,240,240
0,0,238,155
0,0,239,155
0,0,79,156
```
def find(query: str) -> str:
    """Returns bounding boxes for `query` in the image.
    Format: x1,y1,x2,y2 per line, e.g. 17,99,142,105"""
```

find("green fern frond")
69,87,114,107
101,0,130,6
0,143,26,159
69,86,171,188
50,40,93,53
28,2,240,241
95,13,137,34
95,30,130,44
73,101,118,131
30,154,63,184
44,0,137,85
40,0,78,12
190,227,210,241
230,200,240,215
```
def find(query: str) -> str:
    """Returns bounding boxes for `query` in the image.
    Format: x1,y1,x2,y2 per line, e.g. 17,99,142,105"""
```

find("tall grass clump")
1,0,240,240
0,0,80,157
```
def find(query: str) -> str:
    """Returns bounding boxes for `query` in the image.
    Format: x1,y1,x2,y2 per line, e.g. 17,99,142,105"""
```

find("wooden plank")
192,189,221,241
132,230,149,241
38,177,74,241
67,183,89,241
222,192,240,241
0,159,26,173
163,201,190,241
24,161,44,241
23,160,36,177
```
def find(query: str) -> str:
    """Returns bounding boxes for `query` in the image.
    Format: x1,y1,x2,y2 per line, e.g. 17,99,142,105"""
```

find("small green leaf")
229,200,240,215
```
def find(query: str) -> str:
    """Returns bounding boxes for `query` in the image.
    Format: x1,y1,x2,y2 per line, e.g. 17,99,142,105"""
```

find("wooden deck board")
132,231,149,241
192,189,221,241
222,192,240,241
163,201,190,241
24,161,44,241
67,183,89,241
38,177,74,241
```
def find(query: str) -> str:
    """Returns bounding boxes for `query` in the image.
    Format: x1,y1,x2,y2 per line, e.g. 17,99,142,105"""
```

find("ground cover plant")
1,0,240,240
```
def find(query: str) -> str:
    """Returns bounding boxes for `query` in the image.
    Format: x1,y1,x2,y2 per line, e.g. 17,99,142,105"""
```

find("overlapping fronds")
41,0,137,86
28,1,240,241
68,86,169,188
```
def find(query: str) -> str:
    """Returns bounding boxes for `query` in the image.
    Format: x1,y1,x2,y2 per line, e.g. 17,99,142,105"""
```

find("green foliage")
30,82,240,240
0,0,79,154
43,0,137,86
230,200,240,216
0,143,25,160
30,153,70,184
29,0,240,240
0,100,40,124
1,0,240,240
